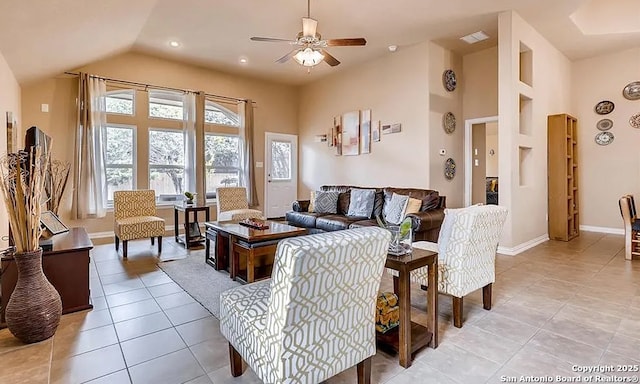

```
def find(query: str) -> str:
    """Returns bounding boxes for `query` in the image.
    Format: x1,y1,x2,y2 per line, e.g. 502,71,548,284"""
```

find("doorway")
464,116,498,207
264,132,298,219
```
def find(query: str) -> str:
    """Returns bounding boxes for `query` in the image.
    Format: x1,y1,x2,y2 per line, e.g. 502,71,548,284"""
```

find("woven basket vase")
5,249,62,343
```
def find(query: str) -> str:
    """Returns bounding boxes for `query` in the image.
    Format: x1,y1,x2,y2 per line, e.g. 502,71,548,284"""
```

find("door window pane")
271,140,291,180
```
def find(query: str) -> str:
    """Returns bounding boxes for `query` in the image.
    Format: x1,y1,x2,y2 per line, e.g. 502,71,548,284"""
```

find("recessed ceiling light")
388,45,398,52
169,41,180,48
239,57,248,64
460,31,489,44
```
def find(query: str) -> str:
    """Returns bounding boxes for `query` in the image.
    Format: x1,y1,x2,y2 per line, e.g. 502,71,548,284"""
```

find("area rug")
158,249,240,318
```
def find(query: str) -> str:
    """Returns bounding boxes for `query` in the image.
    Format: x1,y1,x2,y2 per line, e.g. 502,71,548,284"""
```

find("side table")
376,247,438,368
174,204,210,249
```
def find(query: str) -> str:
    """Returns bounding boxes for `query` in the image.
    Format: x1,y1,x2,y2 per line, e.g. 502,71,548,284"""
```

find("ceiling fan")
250,0,366,69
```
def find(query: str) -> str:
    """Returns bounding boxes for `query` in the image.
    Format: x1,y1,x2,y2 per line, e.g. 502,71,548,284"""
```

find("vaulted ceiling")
0,0,638,85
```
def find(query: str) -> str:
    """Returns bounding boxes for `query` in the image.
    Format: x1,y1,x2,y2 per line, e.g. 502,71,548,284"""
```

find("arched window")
205,101,239,126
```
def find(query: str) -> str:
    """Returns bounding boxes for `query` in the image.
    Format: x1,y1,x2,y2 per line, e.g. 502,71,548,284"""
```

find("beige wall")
298,42,431,197
486,122,499,177
572,47,640,230
498,11,572,250
21,52,298,240
462,46,498,120
472,123,487,204
429,43,464,208
0,50,21,247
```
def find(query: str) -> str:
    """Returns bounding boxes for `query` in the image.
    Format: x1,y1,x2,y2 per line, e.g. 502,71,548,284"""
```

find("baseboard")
497,234,549,256
579,225,624,235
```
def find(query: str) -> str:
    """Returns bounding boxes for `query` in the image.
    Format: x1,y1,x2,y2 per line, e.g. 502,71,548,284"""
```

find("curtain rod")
63,71,252,104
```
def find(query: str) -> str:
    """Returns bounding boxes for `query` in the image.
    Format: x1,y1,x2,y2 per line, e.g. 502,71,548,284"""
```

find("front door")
265,132,298,218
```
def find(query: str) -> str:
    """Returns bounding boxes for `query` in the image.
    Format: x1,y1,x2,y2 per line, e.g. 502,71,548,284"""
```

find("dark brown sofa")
285,185,446,242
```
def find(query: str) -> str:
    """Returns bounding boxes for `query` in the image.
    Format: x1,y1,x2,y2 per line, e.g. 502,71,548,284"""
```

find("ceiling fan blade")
321,49,340,66
326,38,367,46
302,17,318,37
276,49,298,64
251,37,296,43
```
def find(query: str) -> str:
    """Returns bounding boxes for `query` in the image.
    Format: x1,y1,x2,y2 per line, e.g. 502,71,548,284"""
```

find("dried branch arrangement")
47,159,71,215
0,146,51,253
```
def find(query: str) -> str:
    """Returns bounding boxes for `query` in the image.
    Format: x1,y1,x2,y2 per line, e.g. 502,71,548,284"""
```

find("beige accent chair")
220,227,392,383
619,195,639,260
114,190,165,258
216,187,263,221
392,205,508,328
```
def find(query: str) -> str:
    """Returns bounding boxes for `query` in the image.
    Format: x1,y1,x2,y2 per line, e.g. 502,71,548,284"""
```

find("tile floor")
0,232,639,384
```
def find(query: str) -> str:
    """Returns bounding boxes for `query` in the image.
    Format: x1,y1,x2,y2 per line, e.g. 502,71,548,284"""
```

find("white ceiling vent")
460,31,489,44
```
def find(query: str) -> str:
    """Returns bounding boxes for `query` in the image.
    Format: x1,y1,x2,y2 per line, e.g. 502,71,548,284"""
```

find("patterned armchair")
220,227,391,384
398,205,508,328
216,187,264,221
113,190,165,258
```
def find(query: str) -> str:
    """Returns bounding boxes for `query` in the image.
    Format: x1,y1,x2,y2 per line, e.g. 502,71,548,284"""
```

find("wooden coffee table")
204,221,307,283
377,247,438,368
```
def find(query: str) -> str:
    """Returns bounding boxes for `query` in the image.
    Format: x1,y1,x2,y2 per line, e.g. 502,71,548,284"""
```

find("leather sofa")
286,185,446,242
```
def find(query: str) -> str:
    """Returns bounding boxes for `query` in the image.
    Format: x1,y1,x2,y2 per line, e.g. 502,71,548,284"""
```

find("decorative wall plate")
630,113,640,128
443,112,456,134
595,131,614,146
623,81,640,100
444,158,456,180
594,100,615,115
596,118,613,131
443,69,457,92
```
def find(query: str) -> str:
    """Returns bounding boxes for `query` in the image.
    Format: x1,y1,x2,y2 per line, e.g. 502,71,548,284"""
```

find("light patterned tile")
129,348,204,384
527,330,604,366
447,324,522,364
504,345,579,378
417,343,500,383
121,328,186,366
472,312,539,344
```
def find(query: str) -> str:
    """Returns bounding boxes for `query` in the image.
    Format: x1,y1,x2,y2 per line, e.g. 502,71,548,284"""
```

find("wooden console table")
377,247,438,368
1,227,94,326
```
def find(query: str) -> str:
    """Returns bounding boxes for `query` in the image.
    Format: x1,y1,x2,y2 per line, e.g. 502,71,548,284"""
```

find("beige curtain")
238,100,259,208
72,73,107,219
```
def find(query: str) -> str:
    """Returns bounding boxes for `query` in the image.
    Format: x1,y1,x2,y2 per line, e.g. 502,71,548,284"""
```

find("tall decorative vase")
5,249,62,344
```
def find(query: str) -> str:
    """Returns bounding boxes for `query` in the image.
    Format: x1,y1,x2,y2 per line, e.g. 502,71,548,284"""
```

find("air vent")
460,31,489,44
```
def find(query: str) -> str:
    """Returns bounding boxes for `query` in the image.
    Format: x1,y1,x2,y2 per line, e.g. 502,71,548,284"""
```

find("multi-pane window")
101,88,245,205
149,90,184,120
105,125,135,202
105,90,135,115
205,134,240,195
149,129,185,200
205,101,239,126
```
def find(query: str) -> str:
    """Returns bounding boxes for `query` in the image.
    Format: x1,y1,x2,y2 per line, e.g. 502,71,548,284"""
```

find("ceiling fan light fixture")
293,47,324,67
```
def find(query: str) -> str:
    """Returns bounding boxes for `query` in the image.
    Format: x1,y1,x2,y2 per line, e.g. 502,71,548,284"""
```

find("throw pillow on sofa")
347,188,376,217
385,193,410,224
405,197,422,214
313,191,340,214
